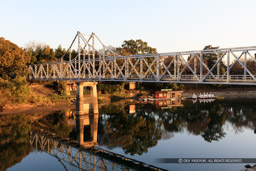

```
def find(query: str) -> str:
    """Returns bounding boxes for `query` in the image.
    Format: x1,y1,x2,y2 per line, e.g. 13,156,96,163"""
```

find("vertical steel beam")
47,64,49,79
174,56,176,79
111,58,113,80
60,58,63,79
125,57,128,79
103,47,105,78
92,34,95,77
75,58,77,78
114,57,116,79
217,53,220,79
200,52,203,82
227,50,230,83
157,55,160,80
78,31,81,79
177,54,180,81
194,55,197,75
244,51,247,80
140,56,143,80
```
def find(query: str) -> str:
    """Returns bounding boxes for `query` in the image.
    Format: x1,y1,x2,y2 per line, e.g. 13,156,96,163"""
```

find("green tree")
11,76,31,103
25,43,56,63
0,38,30,79
117,39,157,55
40,45,56,62
55,45,66,59
116,39,158,88
202,45,226,75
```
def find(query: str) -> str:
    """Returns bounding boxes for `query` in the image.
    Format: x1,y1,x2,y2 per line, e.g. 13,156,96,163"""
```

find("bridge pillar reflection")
76,113,98,147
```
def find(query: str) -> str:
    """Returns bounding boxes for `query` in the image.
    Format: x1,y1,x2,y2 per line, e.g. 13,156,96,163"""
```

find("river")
1,98,256,171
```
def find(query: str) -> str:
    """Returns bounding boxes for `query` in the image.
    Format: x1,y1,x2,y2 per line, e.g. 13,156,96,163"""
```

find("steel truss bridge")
29,131,166,171
29,31,256,85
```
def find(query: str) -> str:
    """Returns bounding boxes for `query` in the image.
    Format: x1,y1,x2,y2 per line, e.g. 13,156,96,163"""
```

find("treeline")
25,43,78,64
98,99,256,155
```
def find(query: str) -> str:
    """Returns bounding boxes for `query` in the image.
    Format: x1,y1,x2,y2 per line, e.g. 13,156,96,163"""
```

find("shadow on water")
1,98,256,170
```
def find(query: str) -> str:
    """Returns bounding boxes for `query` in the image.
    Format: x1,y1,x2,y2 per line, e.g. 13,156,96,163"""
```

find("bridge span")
28,31,256,85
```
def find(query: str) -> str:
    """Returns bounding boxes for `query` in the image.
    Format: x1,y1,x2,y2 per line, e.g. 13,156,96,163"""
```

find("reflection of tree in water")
36,111,72,138
162,99,256,142
224,100,256,132
98,99,256,155
0,114,32,170
99,103,162,155
159,101,226,142
201,103,226,142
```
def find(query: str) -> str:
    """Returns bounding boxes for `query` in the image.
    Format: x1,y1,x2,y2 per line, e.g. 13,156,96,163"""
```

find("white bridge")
29,31,256,85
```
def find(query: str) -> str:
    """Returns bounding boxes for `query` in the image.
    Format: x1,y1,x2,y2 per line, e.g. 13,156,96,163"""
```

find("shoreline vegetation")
1,81,256,115
0,37,256,115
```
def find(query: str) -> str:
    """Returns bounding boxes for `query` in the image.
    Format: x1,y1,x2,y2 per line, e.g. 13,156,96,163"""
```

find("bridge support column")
129,82,136,90
76,82,98,114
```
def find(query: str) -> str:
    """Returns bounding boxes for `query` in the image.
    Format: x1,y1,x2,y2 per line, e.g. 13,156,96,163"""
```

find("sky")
1,0,256,53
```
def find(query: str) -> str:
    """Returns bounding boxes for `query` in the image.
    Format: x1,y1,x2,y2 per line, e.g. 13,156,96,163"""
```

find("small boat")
198,92,215,99
192,93,197,99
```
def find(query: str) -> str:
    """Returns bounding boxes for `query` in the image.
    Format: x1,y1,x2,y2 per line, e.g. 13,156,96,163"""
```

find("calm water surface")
1,99,256,171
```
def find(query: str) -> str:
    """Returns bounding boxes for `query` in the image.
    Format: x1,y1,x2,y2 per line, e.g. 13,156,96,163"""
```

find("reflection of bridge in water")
30,96,166,171
29,131,166,171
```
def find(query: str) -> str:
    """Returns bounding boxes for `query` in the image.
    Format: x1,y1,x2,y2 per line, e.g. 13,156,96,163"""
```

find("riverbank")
0,92,137,115
1,102,75,115
1,87,256,114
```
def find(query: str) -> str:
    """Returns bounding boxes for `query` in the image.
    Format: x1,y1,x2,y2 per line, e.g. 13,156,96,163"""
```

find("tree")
55,45,66,59
25,42,56,63
116,39,157,55
0,38,31,79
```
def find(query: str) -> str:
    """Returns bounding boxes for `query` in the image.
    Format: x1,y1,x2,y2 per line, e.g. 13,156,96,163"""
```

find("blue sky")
1,0,256,53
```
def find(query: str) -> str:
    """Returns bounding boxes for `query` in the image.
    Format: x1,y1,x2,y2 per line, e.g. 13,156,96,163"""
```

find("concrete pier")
76,82,98,114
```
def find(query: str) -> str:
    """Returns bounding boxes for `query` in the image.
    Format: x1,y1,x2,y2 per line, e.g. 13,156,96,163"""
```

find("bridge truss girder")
28,31,256,85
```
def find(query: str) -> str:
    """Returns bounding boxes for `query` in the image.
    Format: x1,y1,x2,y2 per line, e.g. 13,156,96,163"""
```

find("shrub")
10,76,31,103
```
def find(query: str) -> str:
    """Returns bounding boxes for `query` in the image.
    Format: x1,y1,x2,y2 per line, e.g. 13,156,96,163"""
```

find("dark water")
1,99,256,171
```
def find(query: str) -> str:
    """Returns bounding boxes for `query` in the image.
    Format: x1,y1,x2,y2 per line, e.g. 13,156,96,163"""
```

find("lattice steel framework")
28,31,256,85
29,131,166,171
